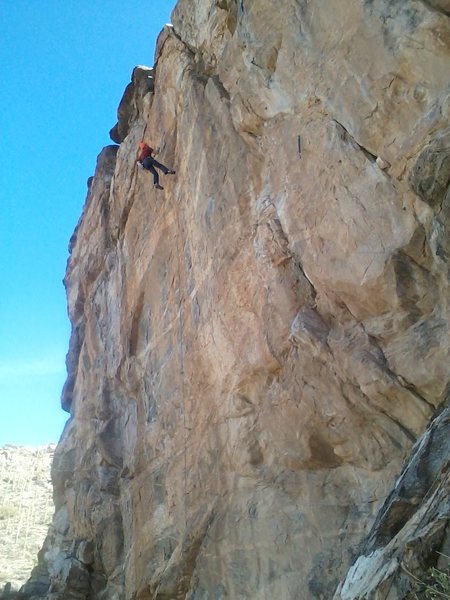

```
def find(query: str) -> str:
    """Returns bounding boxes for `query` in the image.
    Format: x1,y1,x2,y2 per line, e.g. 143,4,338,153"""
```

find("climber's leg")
149,165,160,186
142,157,160,185
152,159,176,175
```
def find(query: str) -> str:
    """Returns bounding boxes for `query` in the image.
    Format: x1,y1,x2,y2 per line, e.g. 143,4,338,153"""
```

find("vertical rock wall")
25,1,450,598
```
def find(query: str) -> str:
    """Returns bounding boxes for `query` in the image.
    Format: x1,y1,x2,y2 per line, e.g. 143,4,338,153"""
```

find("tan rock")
334,406,450,600
21,0,450,598
376,156,390,170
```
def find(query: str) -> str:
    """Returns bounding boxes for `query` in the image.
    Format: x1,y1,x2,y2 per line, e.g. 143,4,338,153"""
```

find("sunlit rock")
19,0,450,598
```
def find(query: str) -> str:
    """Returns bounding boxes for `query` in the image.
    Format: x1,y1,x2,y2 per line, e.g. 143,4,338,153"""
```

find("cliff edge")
18,0,450,598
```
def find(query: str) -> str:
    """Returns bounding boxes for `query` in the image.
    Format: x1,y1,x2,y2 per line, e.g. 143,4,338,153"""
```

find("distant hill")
0,445,55,592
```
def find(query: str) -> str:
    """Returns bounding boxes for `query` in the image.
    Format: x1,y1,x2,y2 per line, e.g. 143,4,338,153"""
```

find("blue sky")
0,1,174,446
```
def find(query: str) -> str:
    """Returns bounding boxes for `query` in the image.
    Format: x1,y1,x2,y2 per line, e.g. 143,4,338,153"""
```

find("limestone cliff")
20,1,450,598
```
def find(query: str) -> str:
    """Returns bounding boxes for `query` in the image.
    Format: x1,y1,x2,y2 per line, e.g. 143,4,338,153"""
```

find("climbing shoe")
155,184,164,190
167,170,176,175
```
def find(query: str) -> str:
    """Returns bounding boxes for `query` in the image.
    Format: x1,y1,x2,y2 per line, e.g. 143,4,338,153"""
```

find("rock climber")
137,141,175,190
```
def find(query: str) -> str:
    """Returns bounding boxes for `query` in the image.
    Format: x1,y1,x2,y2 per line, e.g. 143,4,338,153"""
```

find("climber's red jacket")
137,143,154,162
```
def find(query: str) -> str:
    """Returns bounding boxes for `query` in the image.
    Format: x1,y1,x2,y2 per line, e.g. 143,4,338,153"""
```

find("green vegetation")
409,554,450,599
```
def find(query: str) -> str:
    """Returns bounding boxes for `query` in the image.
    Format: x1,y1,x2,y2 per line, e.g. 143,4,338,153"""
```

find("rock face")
21,0,450,598
0,446,55,594
334,405,450,599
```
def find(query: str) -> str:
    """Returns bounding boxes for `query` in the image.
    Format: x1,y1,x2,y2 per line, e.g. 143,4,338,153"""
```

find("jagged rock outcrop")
0,446,55,595
109,66,155,144
334,405,450,599
20,0,450,598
